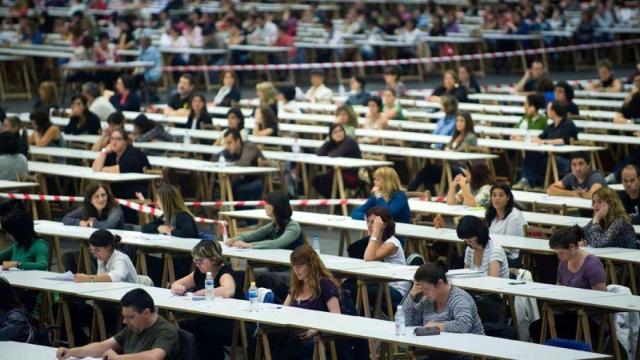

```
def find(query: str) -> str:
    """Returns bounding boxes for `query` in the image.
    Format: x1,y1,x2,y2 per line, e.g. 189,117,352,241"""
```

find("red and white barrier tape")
0,192,225,225
162,38,640,73
185,198,360,208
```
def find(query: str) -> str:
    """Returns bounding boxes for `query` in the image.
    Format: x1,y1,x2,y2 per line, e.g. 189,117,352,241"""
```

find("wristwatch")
370,235,378,242
16,261,22,269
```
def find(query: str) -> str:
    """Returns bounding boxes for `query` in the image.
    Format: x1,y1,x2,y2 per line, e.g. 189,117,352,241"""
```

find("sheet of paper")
43,271,74,281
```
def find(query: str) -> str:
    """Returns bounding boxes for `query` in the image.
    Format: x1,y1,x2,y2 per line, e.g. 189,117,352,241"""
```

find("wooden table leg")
335,168,348,216
60,295,75,348
53,236,63,273
328,169,339,216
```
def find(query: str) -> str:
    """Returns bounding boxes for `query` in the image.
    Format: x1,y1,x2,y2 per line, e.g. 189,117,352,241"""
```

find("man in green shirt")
56,289,179,360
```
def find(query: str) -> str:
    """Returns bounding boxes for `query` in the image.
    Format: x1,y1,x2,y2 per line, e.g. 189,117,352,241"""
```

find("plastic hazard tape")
185,198,361,208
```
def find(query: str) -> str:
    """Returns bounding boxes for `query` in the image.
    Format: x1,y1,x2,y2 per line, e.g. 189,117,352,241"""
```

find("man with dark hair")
515,59,544,93
164,74,196,116
554,81,580,116
346,75,370,106
547,152,606,198
56,289,179,360
618,164,640,224
214,129,265,201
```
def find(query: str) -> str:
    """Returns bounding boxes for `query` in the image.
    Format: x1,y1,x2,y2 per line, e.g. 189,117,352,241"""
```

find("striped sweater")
402,286,484,335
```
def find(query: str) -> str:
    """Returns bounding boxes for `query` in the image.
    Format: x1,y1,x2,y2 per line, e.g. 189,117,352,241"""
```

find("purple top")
289,277,339,312
557,254,605,289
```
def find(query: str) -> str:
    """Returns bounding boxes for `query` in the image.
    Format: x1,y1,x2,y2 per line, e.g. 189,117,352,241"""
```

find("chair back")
177,328,198,360
544,338,592,352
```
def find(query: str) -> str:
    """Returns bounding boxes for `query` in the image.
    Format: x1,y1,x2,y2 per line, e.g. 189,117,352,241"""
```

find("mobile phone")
414,327,440,336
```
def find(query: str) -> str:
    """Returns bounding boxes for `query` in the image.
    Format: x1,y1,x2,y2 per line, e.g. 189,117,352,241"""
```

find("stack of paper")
446,268,485,279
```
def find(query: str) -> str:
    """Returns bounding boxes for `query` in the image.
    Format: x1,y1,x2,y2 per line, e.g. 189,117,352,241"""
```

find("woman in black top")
0,277,32,342
170,240,242,360
109,74,140,112
430,70,469,103
312,124,362,198
212,70,241,107
253,105,279,137
182,94,213,130
141,183,198,238
64,95,101,135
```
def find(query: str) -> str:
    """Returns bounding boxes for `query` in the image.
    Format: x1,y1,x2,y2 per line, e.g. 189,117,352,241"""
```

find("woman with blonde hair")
584,187,638,249
141,183,198,238
271,244,340,359
351,167,410,223
256,81,278,115
335,104,358,137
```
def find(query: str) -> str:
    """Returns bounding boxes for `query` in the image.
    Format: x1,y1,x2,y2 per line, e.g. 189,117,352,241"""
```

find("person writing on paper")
584,187,638,249
73,229,138,283
225,191,304,250
485,184,527,267
0,277,32,342
547,152,606,199
63,182,124,229
0,209,48,271
142,184,199,238
403,261,484,334
170,240,243,359
457,215,509,279
56,288,179,360
271,244,341,359
446,162,494,208
529,226,606,342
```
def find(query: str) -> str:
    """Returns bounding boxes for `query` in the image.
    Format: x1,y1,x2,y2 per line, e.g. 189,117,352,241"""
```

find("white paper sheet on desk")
43,271,74,281
446,269,484,278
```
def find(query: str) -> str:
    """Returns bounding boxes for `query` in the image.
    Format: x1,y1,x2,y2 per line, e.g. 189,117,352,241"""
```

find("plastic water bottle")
219,154,226,168
183,131,191,145
292,138,301,156
523,121,531,143
205,272,214,302
248,281,259,312
338,84,346,97
312,234,321,254
395,305,405,336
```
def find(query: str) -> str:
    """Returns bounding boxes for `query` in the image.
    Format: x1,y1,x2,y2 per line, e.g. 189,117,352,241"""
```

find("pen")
509,281,526,285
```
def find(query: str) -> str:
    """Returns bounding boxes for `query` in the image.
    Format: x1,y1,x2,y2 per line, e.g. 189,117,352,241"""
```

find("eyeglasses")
193,258,208,265
109,137,125,141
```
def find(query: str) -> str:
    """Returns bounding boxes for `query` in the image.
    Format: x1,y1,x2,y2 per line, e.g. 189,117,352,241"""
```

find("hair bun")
435,256,450,274
113,234,122,244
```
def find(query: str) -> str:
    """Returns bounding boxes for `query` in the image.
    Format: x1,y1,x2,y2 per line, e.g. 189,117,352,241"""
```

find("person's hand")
578,239,588,248
135,192,145,201
433,214,445,229
593,202,610,223
298,329,318,340
575,188,589,199
410,282,423,300
74,273,91,282
224,237,236,246
425,321,439,329
234,241,253,249
371,215,385,235
102,89,115,99
56,347,71,360
102,143,114,154
371,186,382,198
171,283,187,296
510,134,523,141
79,220,91,227
457,174,468,186
2,261,18,269
157,225,173,235
532,137,543,144
102,348,120,360
452,174,463,185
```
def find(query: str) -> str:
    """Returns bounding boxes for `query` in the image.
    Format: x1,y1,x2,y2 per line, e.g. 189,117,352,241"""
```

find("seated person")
213,129,265,202
28,108,63,148
82,81,116,123
64,95,101,135
91,128,150,224
215,108,248,145
458,65,481,95
352,167,410,223
181,94,212,130
0,132,28,181
429,70,469,103
485,184,527,266
403,261,484,334
513,100,579,189
253,106,279,137
554,81,580,116
312,124,362,198
584,187,638,249
271,244,341,359
617,164,640,224
212,70,241,107
547,152,606,199
56,288,179,360
142,184,198,238
63,182,124,229
164,74,196,116
107,74,140,112
304,69,334,104
358,96,386,145
510,94,548,138
171,240,243,360
225,191,304,250
0,209,48,271
345,75,370,106
589,59,623,92
457,216,509,279
130,114,172,143
256,82,279,115
91,112,125,152
613,72,640,124
336,104,358,138
2,115,29,156
383,66,407,97
529,226,606,342
410,112,477,192
515,60,545,94
381,88,404,121
0,277,32,342
432,95,459,150
446,162,494,208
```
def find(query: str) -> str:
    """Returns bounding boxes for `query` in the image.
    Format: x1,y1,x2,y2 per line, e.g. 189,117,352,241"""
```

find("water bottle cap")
250,281,256,286
206,272,212,276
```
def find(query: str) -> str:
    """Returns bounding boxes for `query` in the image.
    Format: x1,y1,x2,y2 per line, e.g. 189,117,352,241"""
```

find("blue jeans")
232,178,264,202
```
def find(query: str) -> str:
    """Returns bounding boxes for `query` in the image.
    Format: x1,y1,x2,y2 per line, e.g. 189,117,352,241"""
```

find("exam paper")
43,271,74,281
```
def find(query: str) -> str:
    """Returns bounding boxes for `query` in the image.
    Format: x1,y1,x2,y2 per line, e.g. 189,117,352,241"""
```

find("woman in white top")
457,215,509,279
486,183,527,267
359,96,386,145
73,229,139,284
363,206,410,307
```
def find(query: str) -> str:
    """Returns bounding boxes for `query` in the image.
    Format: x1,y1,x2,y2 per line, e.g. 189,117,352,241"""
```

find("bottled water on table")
395,305,405,336
248,281,259,312
312,234,320,254
205,272,215,302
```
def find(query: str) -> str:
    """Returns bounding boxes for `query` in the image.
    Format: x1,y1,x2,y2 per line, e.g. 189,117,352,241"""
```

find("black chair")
178,328,198,360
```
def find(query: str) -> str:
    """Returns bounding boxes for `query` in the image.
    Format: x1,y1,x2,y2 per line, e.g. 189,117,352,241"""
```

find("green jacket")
514,114,548,130
237,220,303,250
0,238,49,270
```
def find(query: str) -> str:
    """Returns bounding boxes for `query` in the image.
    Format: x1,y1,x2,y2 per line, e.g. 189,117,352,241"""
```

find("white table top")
0,180,39,190
61,60,155,71
510,190,593,209
469,93,623,109
0,341,65,360
27,160,160,182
